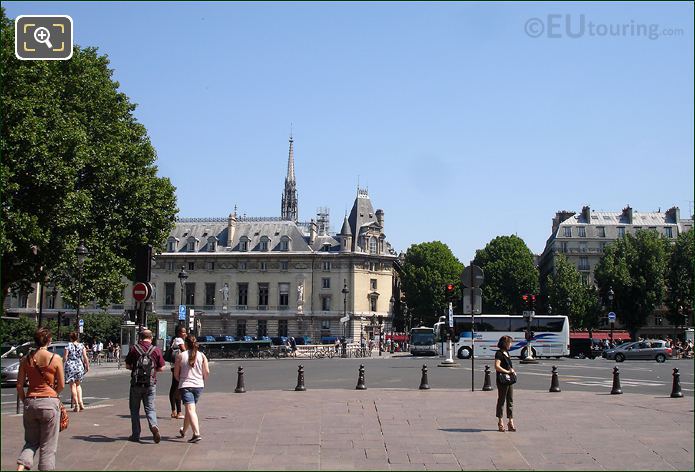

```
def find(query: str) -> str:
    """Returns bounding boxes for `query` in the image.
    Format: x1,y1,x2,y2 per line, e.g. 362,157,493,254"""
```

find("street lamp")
389,296,396,353
178,266,188,328
377,315,383,356
75,241,89,337
608,287,615,343
341,279,349,358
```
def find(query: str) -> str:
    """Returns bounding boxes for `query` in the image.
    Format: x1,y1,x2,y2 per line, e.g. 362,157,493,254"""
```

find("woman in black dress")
494,335,516,432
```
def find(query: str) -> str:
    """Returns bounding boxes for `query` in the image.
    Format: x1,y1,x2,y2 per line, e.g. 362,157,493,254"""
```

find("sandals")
498,423,505,432
507,422,516,432
178,427,185,438
79,404,85,411
171,412,178,419
176,413,185,419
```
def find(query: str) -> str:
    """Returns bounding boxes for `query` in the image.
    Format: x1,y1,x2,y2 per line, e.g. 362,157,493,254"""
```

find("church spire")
281,131,298,222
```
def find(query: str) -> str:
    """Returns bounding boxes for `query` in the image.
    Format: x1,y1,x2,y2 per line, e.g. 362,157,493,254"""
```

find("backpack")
131,344,155,387
163,344,174,363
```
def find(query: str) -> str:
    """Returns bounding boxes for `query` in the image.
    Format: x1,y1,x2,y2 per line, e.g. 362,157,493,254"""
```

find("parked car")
270,336,288,346
215,335,236,342
602,340,672,363
242,336,254,342
197,335,216,343
569,338,604,359
1,341,70,386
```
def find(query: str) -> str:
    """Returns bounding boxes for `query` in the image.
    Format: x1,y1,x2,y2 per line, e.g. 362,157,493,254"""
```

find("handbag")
497,371,517,386
32,353,69,431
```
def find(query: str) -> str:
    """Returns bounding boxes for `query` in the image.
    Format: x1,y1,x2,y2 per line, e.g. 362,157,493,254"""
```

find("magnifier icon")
33,27,53,49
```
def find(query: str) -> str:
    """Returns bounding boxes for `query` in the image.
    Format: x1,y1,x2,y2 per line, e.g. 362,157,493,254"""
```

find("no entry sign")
133,282,151,302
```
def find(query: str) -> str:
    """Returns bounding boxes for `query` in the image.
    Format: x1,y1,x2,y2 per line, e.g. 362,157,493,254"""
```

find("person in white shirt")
174,336,210,443
169,326,187,419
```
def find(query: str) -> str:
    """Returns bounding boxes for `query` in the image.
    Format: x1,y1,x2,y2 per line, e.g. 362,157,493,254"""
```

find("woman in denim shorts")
173,336,210,443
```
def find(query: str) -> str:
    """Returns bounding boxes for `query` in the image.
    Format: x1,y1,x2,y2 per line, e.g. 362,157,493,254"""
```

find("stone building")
539,204,693,336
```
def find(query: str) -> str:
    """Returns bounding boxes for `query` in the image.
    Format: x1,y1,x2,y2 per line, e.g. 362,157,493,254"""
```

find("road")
2,355,691,414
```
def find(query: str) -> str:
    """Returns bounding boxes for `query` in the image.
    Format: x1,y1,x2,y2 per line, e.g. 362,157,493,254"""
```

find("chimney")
309,219,317,245
665,206,680,224
227,211,237,247
622,205,633,224
581,205,591,223
376,209,384,228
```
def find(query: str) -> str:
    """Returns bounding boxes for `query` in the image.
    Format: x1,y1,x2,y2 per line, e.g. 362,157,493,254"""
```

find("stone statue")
220,283,230,302
297,282,304,314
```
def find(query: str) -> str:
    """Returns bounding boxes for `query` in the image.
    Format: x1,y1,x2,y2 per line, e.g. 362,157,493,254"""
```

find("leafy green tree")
545,255,602,329
472,235,539,314
665,230,694,326
0,316,57,344
401,242,464,328
1,8,178,307
80,312,122,343
594,231,669,336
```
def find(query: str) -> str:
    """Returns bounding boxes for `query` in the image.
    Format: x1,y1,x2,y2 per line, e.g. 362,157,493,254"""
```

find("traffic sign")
448,302,454,328
463,288,482,314
462,265,484,288
608,311,616,322
178,305,186,321
132,282,150,302
339,316,350,323
78,319,84,327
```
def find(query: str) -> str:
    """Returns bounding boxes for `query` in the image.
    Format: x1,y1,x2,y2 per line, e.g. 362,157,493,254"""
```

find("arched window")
369,237,377,254
280,236,290,251
260,236,270,252
239,236,249,252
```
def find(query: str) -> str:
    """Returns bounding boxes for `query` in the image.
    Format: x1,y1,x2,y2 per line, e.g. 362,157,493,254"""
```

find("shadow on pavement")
439,428,495,433
71,435,127,443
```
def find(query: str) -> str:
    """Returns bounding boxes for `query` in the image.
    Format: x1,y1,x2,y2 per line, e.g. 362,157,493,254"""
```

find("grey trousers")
496,382,514,419
17,397,61,471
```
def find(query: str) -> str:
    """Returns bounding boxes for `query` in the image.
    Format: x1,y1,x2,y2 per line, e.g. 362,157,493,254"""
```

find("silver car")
1,342,69,386
602,340,672,363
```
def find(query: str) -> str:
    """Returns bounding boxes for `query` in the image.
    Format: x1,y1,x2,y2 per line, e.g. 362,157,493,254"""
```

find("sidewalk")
1,388,692,470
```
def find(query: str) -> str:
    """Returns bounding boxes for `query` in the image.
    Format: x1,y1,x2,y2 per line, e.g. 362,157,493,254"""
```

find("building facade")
539,204,693,336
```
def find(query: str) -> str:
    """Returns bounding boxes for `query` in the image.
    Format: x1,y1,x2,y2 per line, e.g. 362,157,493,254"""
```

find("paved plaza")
1,385,693,470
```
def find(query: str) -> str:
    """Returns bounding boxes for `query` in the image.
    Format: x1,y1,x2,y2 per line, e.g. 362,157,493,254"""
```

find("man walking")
125,329,165,443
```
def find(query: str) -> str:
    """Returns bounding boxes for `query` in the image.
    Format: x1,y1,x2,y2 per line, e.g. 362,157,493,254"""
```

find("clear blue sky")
5,2,694,263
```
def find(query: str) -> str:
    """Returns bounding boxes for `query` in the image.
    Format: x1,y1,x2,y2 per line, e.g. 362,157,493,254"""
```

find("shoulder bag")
32,353,69,431
496,371,517,385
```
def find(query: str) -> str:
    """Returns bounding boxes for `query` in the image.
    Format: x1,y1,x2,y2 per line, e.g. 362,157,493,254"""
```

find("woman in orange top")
16,328,65,471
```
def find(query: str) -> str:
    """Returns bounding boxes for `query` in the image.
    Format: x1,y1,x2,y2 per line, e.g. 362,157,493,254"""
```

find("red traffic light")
446,284,455,292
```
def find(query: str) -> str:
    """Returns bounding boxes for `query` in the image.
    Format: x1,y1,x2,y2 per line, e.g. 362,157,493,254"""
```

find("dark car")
270,336,288,346
215,336,236,342
602,340,672,363
197,335,216,343
569,338,604,359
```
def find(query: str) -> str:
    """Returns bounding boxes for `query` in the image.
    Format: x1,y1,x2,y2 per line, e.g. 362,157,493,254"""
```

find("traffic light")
445,283,456,301
522,294,536,311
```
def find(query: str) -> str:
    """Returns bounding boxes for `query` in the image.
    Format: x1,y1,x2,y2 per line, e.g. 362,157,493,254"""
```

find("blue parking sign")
179,305,186,320
608,311,616,322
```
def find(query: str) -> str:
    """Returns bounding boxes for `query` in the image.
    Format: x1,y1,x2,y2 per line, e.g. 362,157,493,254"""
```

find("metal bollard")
295,364,306,391
670,367,683,398
355,364,367,390
482,365,493,391
549,365,561,393
16,392,20,414
610,366,623,395
419,364,430,390
234,366,246,393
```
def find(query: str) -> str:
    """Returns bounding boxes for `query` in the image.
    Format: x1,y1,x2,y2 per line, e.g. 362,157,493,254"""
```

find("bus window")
481,317,511,332
510,317,527,332
535,317,564,332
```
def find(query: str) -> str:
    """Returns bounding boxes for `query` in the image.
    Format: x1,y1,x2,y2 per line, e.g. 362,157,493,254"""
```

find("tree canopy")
1,8,178,307
400,241,464,328
544,254,602,329
665,230,694,326
594,230,669,336
472,235,539,314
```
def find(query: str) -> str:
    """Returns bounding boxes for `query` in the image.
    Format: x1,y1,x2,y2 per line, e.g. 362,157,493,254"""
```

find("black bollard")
610,366,622,395
482,365,493,391
419,364,430,390
356,364,367,390
670,367,683,398
549,365,561,393
295,364,306,391
234,366,246,393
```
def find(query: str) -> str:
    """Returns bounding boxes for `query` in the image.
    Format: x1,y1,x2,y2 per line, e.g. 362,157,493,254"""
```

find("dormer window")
280,236,290,252
207,236,218,252
239,236,249,252
369,237,377,254
186,236,199,252
260,236,270,252
167,237,179,252
322,243,331,252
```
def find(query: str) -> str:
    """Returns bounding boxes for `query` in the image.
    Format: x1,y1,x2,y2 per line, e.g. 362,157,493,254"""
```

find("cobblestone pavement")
1,388,693,470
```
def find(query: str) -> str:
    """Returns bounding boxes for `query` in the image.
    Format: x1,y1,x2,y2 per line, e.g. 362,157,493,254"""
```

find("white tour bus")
445,314,570,359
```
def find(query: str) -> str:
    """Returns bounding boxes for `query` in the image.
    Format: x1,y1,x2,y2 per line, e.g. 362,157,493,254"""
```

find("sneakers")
150,425,161,444
187,434,202,443
127,435,140,443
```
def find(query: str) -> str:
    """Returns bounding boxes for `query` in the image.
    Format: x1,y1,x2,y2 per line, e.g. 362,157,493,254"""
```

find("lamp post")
75,241,89,337
389,296,395,353
378,315,383,356
608,287,614,344
341,279,349,358
178,266,188,328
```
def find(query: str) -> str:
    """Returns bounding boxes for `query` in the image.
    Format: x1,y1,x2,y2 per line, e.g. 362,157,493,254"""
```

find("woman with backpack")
16,327,65,471
174,336,210,443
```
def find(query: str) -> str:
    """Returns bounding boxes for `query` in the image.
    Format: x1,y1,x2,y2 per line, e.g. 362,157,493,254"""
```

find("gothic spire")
281,132,298,222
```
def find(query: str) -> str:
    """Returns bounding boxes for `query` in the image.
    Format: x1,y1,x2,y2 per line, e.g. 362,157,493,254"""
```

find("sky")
5,1,694,263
